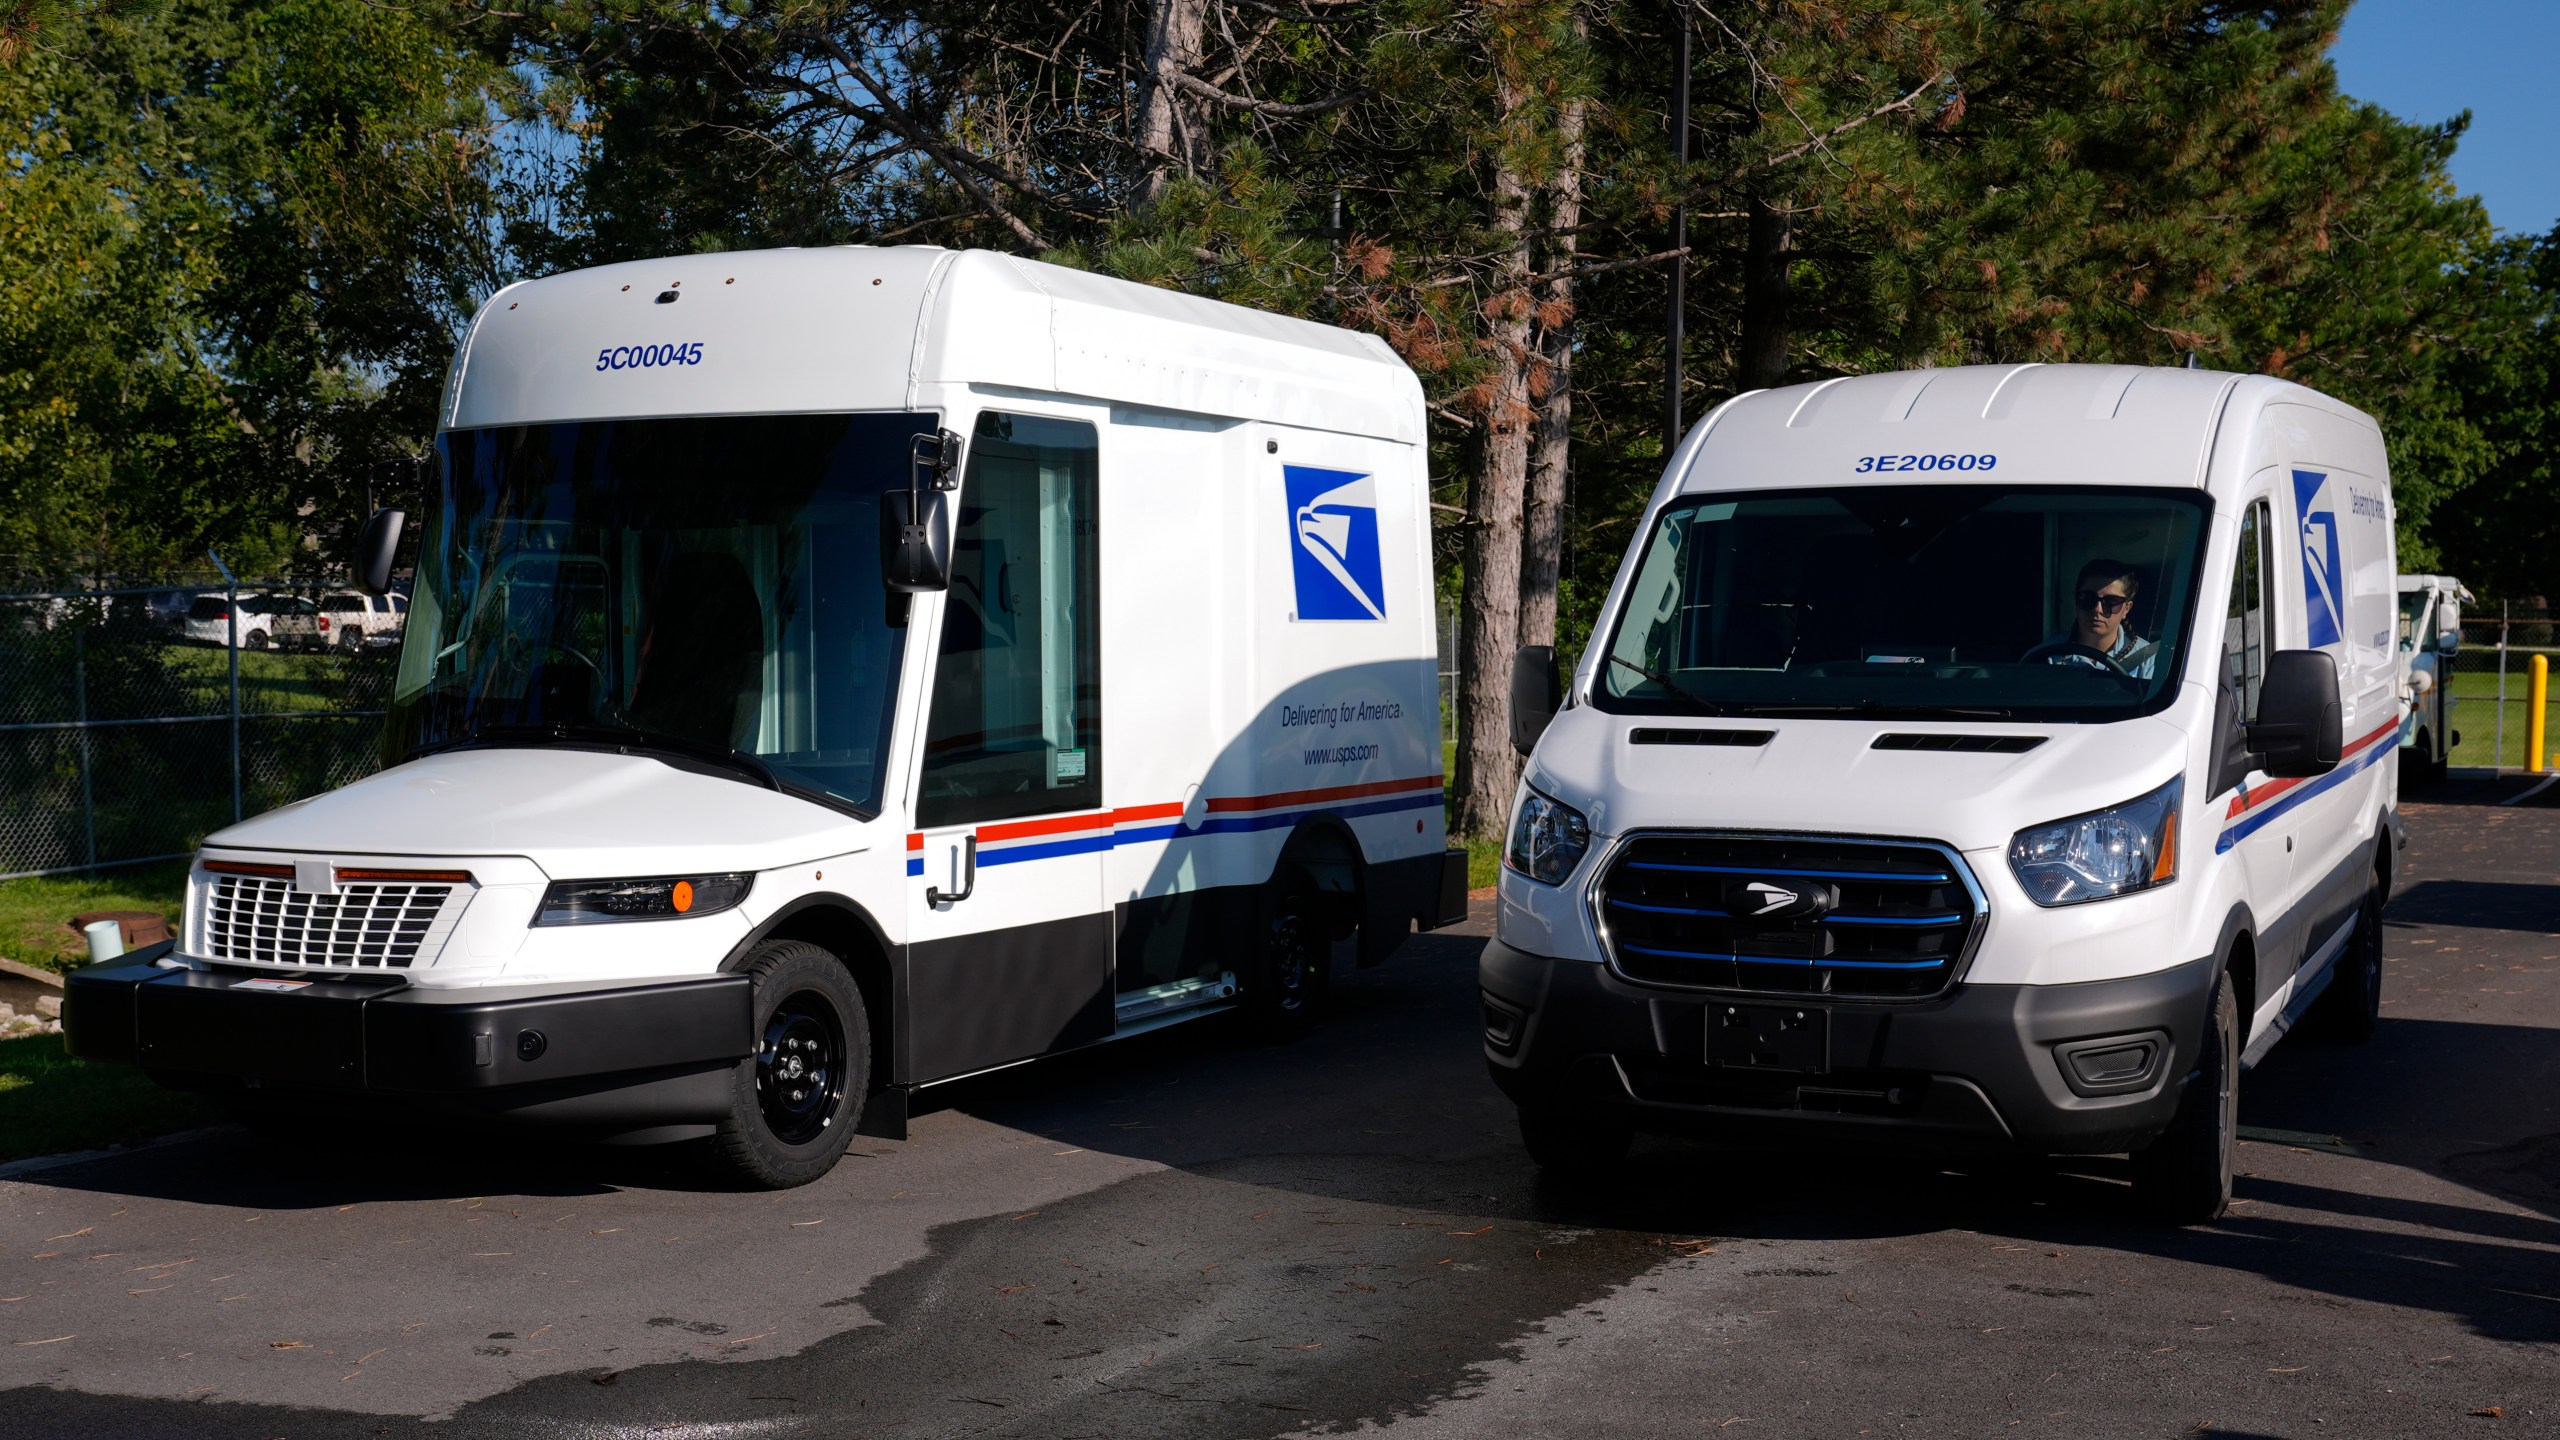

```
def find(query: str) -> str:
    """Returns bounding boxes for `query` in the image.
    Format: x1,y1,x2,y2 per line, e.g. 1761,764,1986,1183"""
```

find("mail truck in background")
2395,573,2470,784
66,247,1467,1188
1491,364,2402,1224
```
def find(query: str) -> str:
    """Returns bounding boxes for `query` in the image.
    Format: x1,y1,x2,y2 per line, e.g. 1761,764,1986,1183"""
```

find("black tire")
1518,1106,1634,1173
2308,870,2385,1043
244,628,269,650
1245,869,1331,1043
2130,967,2238,1225
339,626,365,650
712,940,868,1189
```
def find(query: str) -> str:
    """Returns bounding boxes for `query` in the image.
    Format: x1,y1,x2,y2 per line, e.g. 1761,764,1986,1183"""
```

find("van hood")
1527,702,2199,855
205,746,869,878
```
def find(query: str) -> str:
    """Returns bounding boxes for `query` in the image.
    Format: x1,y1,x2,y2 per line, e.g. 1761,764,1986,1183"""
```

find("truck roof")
446,247,1425,444
1677,363,2353,495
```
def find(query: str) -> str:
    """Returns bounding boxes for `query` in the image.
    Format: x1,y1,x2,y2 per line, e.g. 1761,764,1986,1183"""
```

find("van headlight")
2008,778,2181,907
1505,785,1591,886
535,874,752,925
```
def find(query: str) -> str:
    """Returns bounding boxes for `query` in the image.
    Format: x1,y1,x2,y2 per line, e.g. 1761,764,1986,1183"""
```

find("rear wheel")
2308,870,2385,1043
339,626,365,650
2129,968,2238,1224
244,628,269,650
1245,870,1331,1043
1518,1106,1634,1174
712,940,868,1189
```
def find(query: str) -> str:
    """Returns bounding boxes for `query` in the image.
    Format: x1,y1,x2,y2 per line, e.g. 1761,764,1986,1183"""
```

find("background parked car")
270,591,405,651
181,592,311,649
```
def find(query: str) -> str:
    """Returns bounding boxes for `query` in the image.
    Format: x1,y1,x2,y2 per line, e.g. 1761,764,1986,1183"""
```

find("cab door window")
917,412,1101,828
2225,499,2273,721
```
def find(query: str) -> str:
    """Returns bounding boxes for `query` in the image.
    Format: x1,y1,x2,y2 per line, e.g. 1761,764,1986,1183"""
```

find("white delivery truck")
66,246,1466,1187
1488,364,2403,1224
2395,573,2471,784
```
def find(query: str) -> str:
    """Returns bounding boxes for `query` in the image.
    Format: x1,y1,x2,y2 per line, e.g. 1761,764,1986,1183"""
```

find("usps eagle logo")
1284,465,1387,621
2294,468,2343,648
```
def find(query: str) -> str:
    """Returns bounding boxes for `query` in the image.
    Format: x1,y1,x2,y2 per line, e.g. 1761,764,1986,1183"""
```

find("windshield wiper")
1606,655,1728,715
1718,701,2017,720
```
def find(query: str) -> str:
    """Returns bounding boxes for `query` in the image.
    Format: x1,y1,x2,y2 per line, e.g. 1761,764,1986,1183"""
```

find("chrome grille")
1596,833,1982,1000
200,874,455,969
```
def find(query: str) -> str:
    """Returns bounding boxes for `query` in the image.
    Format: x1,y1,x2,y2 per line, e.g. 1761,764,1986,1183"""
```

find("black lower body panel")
1481,940,2216,1155
64,947,756,1135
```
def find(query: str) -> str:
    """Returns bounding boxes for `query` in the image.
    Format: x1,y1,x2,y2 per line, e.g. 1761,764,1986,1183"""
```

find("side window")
2225,500,2271,722
916,412,1101,828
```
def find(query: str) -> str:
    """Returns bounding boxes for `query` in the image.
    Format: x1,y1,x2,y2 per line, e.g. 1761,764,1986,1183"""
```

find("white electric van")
2395,572,2471,783
66,247,1465,1187
1488,364,2403,1223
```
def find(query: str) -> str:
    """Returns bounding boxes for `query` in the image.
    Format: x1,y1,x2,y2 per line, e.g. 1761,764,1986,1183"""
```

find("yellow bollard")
2532,654,2549,774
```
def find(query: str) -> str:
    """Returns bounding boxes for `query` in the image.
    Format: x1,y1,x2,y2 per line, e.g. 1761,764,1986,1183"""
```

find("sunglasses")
2075,590,2133,616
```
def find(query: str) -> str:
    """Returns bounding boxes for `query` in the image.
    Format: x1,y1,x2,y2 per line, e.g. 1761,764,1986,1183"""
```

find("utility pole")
1663,12,1691,453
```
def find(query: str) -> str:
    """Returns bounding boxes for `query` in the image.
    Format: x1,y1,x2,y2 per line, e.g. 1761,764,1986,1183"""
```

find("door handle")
929,834,977,906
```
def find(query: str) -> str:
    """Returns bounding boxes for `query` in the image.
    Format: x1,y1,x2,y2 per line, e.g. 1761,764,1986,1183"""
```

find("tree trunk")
1738,194,1794,390
1451,72,1543,842
1519,90,1585,656
1133,0,1208,206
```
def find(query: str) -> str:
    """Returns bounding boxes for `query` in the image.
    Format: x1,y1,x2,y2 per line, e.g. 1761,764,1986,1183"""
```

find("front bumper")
64,944,754,1133
1480,940,2215,1155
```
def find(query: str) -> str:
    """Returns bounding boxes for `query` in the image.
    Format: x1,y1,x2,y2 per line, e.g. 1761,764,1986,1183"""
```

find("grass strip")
0,1035,222,1164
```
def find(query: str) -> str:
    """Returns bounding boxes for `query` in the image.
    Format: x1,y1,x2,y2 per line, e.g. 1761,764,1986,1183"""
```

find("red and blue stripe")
2214,718,2398,854
905,774,1444,875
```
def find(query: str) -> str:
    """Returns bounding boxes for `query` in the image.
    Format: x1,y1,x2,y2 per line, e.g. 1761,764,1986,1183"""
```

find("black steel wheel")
2130,967,2238,1225
1245,870,1331,1043
713,939,868,1189
2308,869,2385,1043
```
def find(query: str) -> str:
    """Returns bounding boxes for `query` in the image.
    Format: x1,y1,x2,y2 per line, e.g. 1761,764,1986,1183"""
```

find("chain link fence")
0,574,401,879
2446,605,2554,771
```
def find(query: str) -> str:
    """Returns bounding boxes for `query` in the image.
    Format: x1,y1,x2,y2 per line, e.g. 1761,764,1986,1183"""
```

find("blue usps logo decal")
2293,468,2343,648
1285,465,1387,621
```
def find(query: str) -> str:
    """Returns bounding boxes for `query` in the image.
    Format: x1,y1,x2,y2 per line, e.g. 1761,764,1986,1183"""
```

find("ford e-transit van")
1487,364,2402,1224
66,247,1466,1188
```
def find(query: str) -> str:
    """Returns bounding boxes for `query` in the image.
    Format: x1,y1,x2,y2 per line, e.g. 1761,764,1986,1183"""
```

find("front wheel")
2308,871,2385,1043
712,939,868,1189
2129,968,2238,1224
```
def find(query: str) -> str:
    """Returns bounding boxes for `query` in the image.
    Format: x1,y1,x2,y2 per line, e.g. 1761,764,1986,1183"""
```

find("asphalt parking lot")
3,781,2556,1438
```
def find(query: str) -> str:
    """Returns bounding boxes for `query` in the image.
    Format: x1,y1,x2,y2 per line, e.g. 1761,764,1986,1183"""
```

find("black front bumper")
64,945,755,1133
1480,940,2216,1155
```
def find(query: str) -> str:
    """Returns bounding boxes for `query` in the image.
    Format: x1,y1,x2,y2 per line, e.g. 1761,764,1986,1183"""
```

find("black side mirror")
882,489,952,593
1510,645,1560,757
884,429,962,594
2247,649,2342,778
356,508,405,595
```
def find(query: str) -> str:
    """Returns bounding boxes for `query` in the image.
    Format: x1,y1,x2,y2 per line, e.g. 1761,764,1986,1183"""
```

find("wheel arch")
1273,813,1369,941
722,894,900,1099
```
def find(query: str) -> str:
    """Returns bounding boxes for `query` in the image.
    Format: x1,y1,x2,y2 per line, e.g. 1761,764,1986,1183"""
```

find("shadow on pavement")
2387,879,2560,933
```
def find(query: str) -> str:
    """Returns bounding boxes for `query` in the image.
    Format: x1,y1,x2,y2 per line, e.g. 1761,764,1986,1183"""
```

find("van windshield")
386,412,929,816
1596,486,2211,720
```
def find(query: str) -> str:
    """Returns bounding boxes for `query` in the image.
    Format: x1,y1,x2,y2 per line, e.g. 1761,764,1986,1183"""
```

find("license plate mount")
1706,1002,1830,1074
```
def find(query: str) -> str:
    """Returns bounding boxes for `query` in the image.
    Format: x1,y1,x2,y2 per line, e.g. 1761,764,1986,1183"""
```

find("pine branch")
1175,72,1369,116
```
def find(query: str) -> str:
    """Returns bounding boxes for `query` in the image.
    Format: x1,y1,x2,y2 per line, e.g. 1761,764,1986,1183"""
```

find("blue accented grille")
1598,834,1980,1000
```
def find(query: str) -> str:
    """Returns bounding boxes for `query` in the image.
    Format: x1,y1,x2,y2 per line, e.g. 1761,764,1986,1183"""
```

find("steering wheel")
2023,640,2137,681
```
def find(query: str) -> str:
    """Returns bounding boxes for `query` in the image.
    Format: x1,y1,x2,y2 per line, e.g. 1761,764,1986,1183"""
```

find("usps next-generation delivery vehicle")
1489,364,2402,1223
66,247,1465,1187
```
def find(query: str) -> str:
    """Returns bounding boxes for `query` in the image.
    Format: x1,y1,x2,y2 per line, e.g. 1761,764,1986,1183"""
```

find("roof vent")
1872,733,2046,754
1629,728,1775,748
654,290,680,304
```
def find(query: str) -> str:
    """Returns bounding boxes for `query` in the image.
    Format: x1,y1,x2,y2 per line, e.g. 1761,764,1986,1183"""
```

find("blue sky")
2332,0,2560,238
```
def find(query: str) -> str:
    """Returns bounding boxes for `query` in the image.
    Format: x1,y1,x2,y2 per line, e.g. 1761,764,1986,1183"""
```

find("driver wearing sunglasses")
2024,557,2159,678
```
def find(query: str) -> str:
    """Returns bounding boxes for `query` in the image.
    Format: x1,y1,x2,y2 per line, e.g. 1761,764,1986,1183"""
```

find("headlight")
535,873,752,926
1505,785,1591,886
2008,778,2181,907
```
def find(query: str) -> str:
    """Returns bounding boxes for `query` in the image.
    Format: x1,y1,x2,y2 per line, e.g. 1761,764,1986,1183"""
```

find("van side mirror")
1510,645,1560,757
882,489,952,593
356,508,405,595
2247,649,2342,778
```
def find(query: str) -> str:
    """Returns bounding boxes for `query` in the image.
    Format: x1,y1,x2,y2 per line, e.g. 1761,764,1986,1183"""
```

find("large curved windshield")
1597,485,2211,720
387,412,928,815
